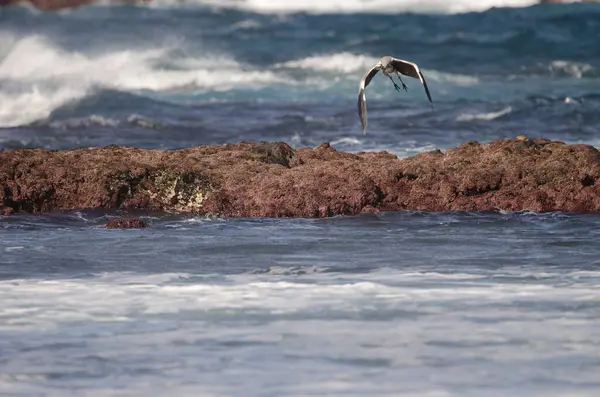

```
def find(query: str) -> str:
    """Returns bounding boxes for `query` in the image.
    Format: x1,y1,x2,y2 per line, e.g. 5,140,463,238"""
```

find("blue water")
2,1,600,395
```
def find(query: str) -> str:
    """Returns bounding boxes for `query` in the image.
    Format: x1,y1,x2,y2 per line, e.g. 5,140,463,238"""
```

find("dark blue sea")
2,1,600,395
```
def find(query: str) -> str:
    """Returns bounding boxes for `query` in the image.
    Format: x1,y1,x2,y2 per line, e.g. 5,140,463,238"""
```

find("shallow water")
2,211,600,395
2,0,600,395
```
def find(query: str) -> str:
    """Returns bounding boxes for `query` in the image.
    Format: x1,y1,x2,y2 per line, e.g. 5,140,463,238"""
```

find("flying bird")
357,56,433,135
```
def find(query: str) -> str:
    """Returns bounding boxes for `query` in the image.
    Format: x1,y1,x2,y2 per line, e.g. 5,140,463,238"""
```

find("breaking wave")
278,53,481,87
0,35,284,127
276,52,376,74
456,106,513,121
546,60,597,79
145,0,539,14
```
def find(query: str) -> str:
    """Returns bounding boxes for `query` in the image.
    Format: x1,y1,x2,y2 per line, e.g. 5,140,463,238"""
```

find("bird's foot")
393,83,402,92
402,83,408,92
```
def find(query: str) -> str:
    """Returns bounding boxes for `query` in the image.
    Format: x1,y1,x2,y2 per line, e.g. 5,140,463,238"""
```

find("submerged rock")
1,137,600,217
105,217,149,229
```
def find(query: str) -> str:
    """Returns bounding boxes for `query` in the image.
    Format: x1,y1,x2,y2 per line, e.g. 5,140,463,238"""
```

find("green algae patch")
142,168,216,212
105,168,217,212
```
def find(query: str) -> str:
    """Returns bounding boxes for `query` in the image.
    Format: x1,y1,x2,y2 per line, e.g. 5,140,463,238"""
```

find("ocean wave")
456,106,513,121
421,70,480,86
0,85,85,128
42,113,165,129
546,60,597,79
276,52,377,73
509,60,600,80
0,34,285,127
0,35,283,91
330,137,363,146
277,53,481,86
47,114,120,129
2,267,599,330
0,37,488,128
145,0,539,14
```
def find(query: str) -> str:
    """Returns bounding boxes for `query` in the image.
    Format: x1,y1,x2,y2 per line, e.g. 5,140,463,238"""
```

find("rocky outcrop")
105,217,149,229
2,137,600,218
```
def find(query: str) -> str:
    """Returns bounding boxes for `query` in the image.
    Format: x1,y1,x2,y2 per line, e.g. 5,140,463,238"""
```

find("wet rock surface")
2,137,600,218
105,217,149,229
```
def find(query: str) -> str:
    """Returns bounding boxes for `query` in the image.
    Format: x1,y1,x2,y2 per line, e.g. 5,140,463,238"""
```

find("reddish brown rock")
0,0,146,10
105,217,148,229
360,205,380,214
3,207,14,216
0,0,91,10
2,137,600,218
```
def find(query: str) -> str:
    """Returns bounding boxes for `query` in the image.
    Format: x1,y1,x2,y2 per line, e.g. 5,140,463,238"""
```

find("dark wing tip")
419,70,433,104
357,65,380,135
357,88,367,134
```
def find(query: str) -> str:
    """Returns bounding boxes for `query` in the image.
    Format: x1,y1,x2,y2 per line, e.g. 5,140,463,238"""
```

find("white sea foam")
1,269,600,395
330,137,363,146
278,53,481,88
0,35,284,127
0,35,486,128
277,52,377,73
2,269,599,330
456,106,512,121
547,60,595,79
423,69,480,86
146,0,539,14
0,85,85,128
230,18,264,30
47,114,121,129
44,113,165,129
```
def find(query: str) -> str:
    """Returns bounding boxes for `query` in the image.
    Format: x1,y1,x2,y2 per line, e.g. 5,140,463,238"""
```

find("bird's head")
378,56,391,68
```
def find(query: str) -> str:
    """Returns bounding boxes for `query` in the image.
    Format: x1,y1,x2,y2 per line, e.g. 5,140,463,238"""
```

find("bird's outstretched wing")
357,64,380,135
390,57,433,104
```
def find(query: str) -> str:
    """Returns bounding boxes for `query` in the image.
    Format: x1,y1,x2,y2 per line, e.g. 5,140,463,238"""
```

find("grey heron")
358,56,433,134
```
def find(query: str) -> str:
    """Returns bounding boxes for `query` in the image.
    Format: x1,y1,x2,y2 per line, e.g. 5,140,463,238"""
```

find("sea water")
1,1,600,395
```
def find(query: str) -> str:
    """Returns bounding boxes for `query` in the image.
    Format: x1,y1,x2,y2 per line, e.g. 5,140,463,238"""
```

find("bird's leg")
386,74,402,92
395,72,409,91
